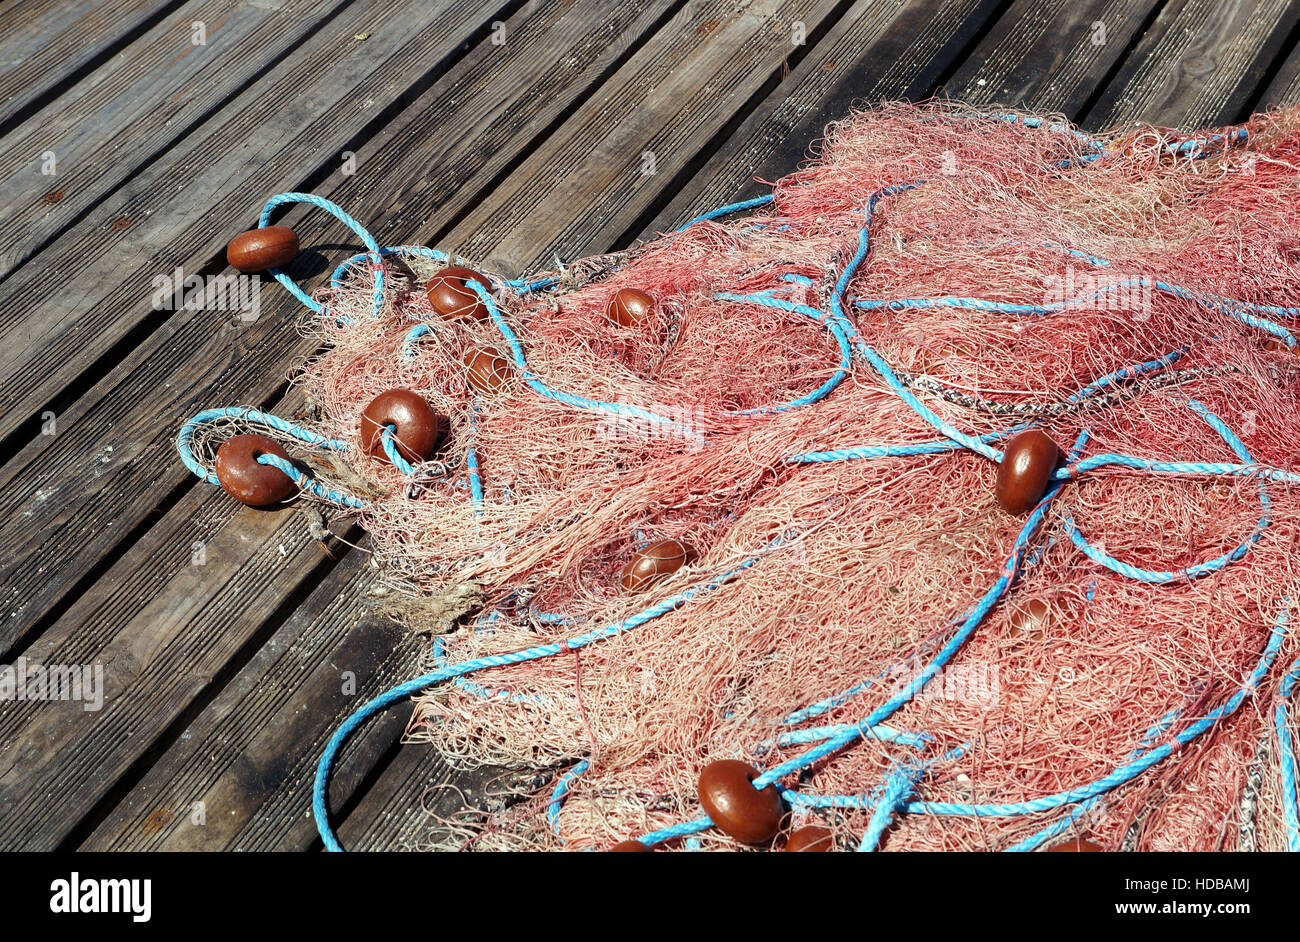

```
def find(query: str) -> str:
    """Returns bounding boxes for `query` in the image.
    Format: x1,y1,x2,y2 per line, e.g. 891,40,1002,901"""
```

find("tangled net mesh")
192,100,1300,851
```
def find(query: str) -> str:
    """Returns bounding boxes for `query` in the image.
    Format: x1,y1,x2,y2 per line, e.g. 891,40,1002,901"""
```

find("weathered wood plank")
945,0,1159,113
1087,0,1300,128
448,0,846,273
0,0,189,131
645,0,1006,233
1258,30,1300,108
0,489,340,850
79,544,431,851
333,743,475,852
0,0,510,446
0,0,360,279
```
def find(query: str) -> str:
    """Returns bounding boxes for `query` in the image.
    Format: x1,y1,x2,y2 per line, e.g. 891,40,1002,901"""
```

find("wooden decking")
0,0,1298,851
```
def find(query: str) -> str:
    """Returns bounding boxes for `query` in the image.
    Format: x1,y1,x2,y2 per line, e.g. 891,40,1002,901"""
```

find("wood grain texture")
645,0,1002,233
333,744,485,852
1258,31,1300,108
0,488,339,850
0,0,189,130
3,0,1297,853
1087,0,1300,128
947,0,1158,113
448,0,845,273
0,0,669,659
0,0,354,279
0,0,508,446
79,546,428,851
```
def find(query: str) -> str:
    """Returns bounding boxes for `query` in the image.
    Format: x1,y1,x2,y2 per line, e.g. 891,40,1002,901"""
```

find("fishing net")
179,100,1300,851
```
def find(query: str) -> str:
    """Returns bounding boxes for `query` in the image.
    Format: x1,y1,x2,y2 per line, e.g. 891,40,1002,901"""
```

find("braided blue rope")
464,278,702,438
258,193,386,317
175,406,366,508
430,634,545,705
466,403,484,516
905,604,1289,818
378,426,418,476
633,433,1089,847
1276,654,1300,851
858,757,926,852
854,277,1296,347
1059,399,1271,583
825,183,1007,462
547,760,591,839
783,348,1185,465
329,244,449,290
256,453,367,510
712,290,853,414
677,194,776,231
780,540,1057,732
1004,708,1182,852
177,407,352,483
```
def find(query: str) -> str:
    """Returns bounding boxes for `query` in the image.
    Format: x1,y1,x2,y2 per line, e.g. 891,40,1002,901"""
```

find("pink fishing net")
202,101,1300,850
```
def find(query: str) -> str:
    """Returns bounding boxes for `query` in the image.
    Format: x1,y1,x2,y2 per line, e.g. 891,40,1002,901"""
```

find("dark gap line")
0,0,363,285
421,0,692,250
926,0,1016,100
1237,8,1300,119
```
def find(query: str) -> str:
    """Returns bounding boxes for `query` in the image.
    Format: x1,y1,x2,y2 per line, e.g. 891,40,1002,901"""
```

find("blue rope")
314,544,775,850
257,454,367,510
258,193,386,317
466,402,484,516
547,760,591,839
175,407,365,508
856,278,1297,347
379,425,418,476
677,194,776,231
464,279,702,439
905,605,1289,818
1276,654,1300,851
1059,399,1271,583
633,432,1090,847
858,757,926,851
711,290,853,414
329,244,449,290
1004,708,1182,852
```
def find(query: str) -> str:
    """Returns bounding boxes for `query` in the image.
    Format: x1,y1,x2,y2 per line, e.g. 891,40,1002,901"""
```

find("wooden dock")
0,0,1297,851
